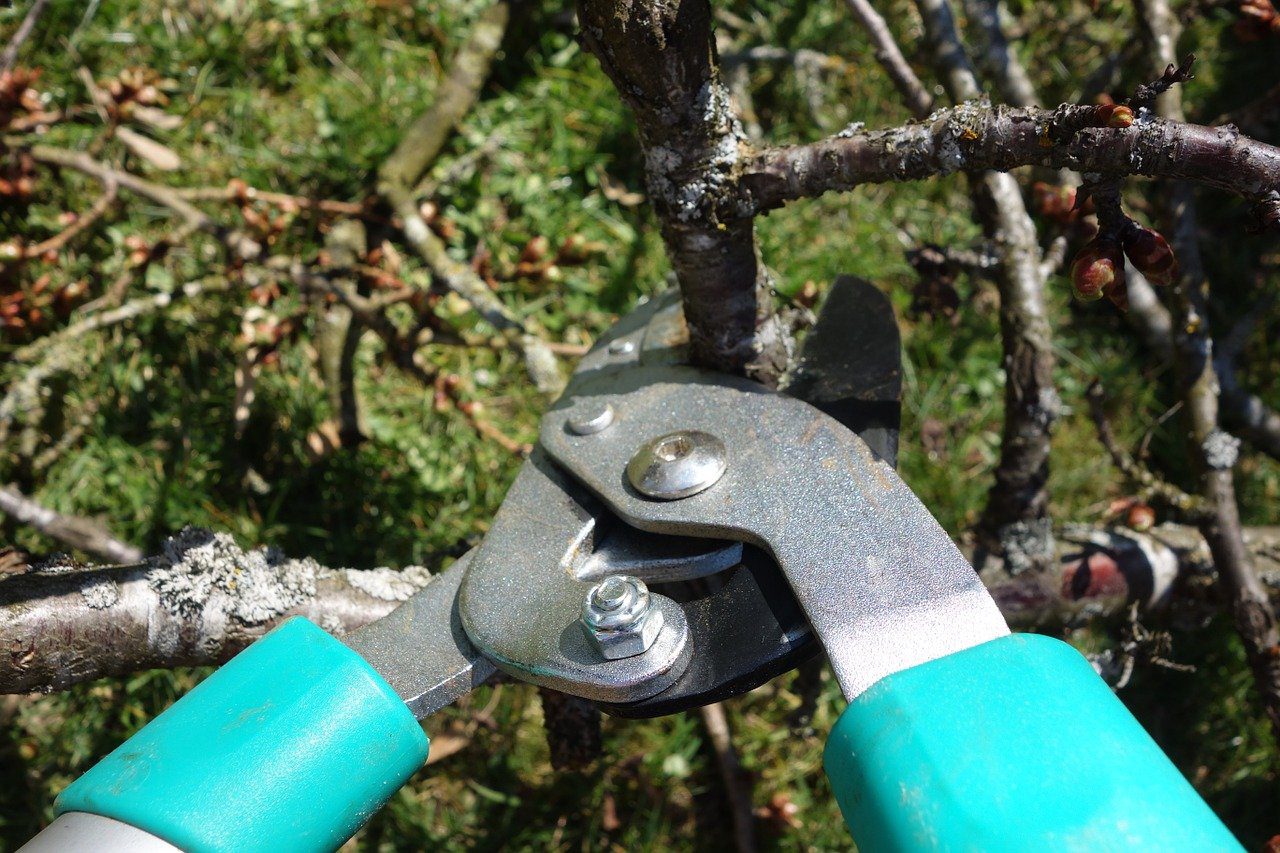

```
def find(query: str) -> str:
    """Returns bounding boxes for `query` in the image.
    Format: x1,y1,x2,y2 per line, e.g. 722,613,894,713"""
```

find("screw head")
567,401,615,436
626,430,727,500
581,575,663,660
607,338,635,355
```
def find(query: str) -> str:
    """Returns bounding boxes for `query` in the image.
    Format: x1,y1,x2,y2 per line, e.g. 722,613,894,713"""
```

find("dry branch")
0,0,50,77
700,702,757,853
0,485,141,564
1087,381,1212,520
371,3,561,395
29,146,262,259
27,182,118,257
840,0,934,117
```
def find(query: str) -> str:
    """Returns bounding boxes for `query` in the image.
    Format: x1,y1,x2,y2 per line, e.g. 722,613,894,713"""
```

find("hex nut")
585,606,665,660
581,575,664,660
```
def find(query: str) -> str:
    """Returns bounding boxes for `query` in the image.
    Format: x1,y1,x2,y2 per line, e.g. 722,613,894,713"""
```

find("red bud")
1096,104,1135,129
1122,225,1178,286
1127,503,1156,531
1070,238,1125,302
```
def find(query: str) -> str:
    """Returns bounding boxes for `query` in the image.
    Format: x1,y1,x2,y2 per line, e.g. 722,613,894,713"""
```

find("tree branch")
909,0,1059,569
840,0,935,117
0,528,435,693
5,523,1280,694
700,701,757,853
577,0,790,381
28,146,262,259
373,3,561,395
960,0,1038,107
739,108,1280,227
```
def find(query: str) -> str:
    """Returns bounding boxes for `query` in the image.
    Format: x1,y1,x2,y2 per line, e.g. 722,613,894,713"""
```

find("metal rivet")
567,401,615,436
608,339,635,355
626,430,727,500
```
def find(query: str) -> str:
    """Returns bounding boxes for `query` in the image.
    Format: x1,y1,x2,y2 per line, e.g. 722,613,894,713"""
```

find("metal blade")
343,552,496,719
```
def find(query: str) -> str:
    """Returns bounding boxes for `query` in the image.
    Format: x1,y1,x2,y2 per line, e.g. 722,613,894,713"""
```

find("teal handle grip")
824,634,1241,852
55,617,429,852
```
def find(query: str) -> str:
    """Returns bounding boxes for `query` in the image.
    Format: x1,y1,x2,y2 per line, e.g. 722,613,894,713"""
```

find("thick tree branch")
5,523,1280,694
577,0,790,381
0,528,435,693
739,108,1280,227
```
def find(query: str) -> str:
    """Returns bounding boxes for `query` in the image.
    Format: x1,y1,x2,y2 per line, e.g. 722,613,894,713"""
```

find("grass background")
1,0,1279,848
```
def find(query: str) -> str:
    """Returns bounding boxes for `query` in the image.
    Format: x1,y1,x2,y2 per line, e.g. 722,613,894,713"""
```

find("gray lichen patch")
1202,429,1241,470
340,565,434,602
999,517,1056,576
148,527,318,624
80,577,120,609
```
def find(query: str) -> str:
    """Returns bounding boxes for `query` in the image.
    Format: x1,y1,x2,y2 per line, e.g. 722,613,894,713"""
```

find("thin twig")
26,182,118,257
1087,381,1212,521
0,484,142,563
841,0,935,117
0,0,51,77
11,276,231,364
29,145,261,259
373,3,561,394
174,185,372,217
700,702,757,853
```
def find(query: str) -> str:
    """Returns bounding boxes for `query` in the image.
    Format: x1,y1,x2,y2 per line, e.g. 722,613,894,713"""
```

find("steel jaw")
539,365,1010,700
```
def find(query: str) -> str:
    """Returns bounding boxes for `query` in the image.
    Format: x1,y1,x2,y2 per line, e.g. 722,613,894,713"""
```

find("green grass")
2,0,1279,848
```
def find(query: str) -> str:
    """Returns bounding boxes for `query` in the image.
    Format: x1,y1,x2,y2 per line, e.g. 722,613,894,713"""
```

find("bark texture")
577,0,789,381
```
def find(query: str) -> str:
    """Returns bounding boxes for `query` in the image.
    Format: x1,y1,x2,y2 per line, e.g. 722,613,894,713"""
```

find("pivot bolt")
581,575,663,660
626,430,727,500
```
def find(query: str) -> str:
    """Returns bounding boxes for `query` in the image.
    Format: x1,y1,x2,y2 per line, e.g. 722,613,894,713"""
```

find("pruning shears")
22,280,1241,852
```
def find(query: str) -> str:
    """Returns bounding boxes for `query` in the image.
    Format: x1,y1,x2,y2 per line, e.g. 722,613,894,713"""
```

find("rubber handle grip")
824,634,1241,852
55,617,429,852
